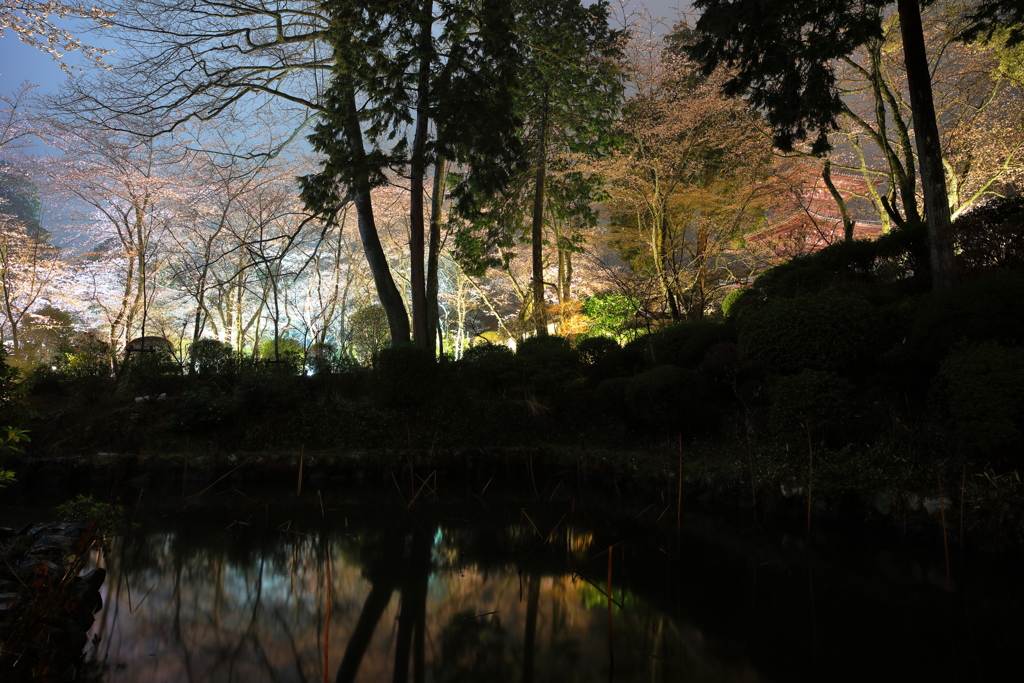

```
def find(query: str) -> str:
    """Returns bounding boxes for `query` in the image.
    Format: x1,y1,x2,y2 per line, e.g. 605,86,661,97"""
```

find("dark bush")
55,332,114,379
930,343,1024,460
953,195,1024,274
234,359,306,417
696,341,742,383
624,364,722,437
742,223,930,312
119,347,182,397
373,343,437,408
258,337,305,373
576,336,620,367
458,343,518,394
737,289,879,375
174,386,233,431
306,342,337,376
904,272,1024,369
515,336,579,393
624,320,735,370
0,348,22,425
768,370,858,448
188,338,234,376
595,376,631,413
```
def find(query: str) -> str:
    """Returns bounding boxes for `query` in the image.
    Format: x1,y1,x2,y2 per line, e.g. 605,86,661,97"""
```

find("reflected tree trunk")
335,579,396,683
393,530,432,683
522,573,541,683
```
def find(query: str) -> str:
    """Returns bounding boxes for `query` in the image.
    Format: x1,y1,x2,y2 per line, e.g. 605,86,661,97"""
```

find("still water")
5,484,1023,682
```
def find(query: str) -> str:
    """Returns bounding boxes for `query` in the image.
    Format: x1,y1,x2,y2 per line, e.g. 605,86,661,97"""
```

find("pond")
3,483,1022,682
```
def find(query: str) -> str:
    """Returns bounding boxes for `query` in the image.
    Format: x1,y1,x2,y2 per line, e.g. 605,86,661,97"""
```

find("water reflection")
85,500,762,683
66,490,1023,683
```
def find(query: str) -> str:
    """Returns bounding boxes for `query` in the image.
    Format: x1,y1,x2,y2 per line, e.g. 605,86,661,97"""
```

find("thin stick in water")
677,436,683,535
179,456,255,511
297,445,305,497
324,544,332,683
528,451,539,500
132,489,143,524
746,431,757,516
937,467,952,591
607,545,614,669
805,422,814,539
960,463,967,567
182,436,189,500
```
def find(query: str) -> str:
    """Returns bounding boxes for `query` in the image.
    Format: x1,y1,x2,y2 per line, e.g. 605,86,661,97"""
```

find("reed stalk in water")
806,422,813,538
677,437,683,535
607,545,614,669
937,467,951,591
324,544,332,683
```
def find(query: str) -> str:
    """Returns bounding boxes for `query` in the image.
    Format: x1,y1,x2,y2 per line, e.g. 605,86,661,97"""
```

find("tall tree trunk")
822,160,856,242
656,212,680,321
408,0,433,350
426,156,446,354
531,94,550,338
341,81,411,344
897,0,954,290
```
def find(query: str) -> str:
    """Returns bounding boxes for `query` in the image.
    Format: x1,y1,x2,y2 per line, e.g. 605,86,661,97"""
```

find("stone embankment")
0,522,106,682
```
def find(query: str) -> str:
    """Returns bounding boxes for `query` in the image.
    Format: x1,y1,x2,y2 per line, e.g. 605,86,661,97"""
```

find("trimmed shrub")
904,272,1024,369
258,337,305,373
516,336,579,393
595,376,631,413
459,343,518,394
624,364,722,437
721,288,746,317
931,343,1024,459
625,320,735,370
576,336,620,368
174,386,233,431
373,343,437,409
56,332,114,380
737,289,879,375
953,195,1024,274
189,338,234,376
750,223,930,304
47,332,115,398
768,370,858,448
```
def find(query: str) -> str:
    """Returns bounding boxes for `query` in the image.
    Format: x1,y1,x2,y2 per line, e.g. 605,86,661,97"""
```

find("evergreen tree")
452,0,623,337
687,0,1024,290
301,0,523,352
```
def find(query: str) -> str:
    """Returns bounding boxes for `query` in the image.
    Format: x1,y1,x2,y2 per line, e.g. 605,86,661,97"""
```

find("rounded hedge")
373,344,437,408
576,336,620,367
624,364,721,436
516,336,580,393
625,320,735,370
768,369,858,448
905,272,1024,369
189,338,233,376
930,342,1024,459
737,289,879,375
459,343,518,394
